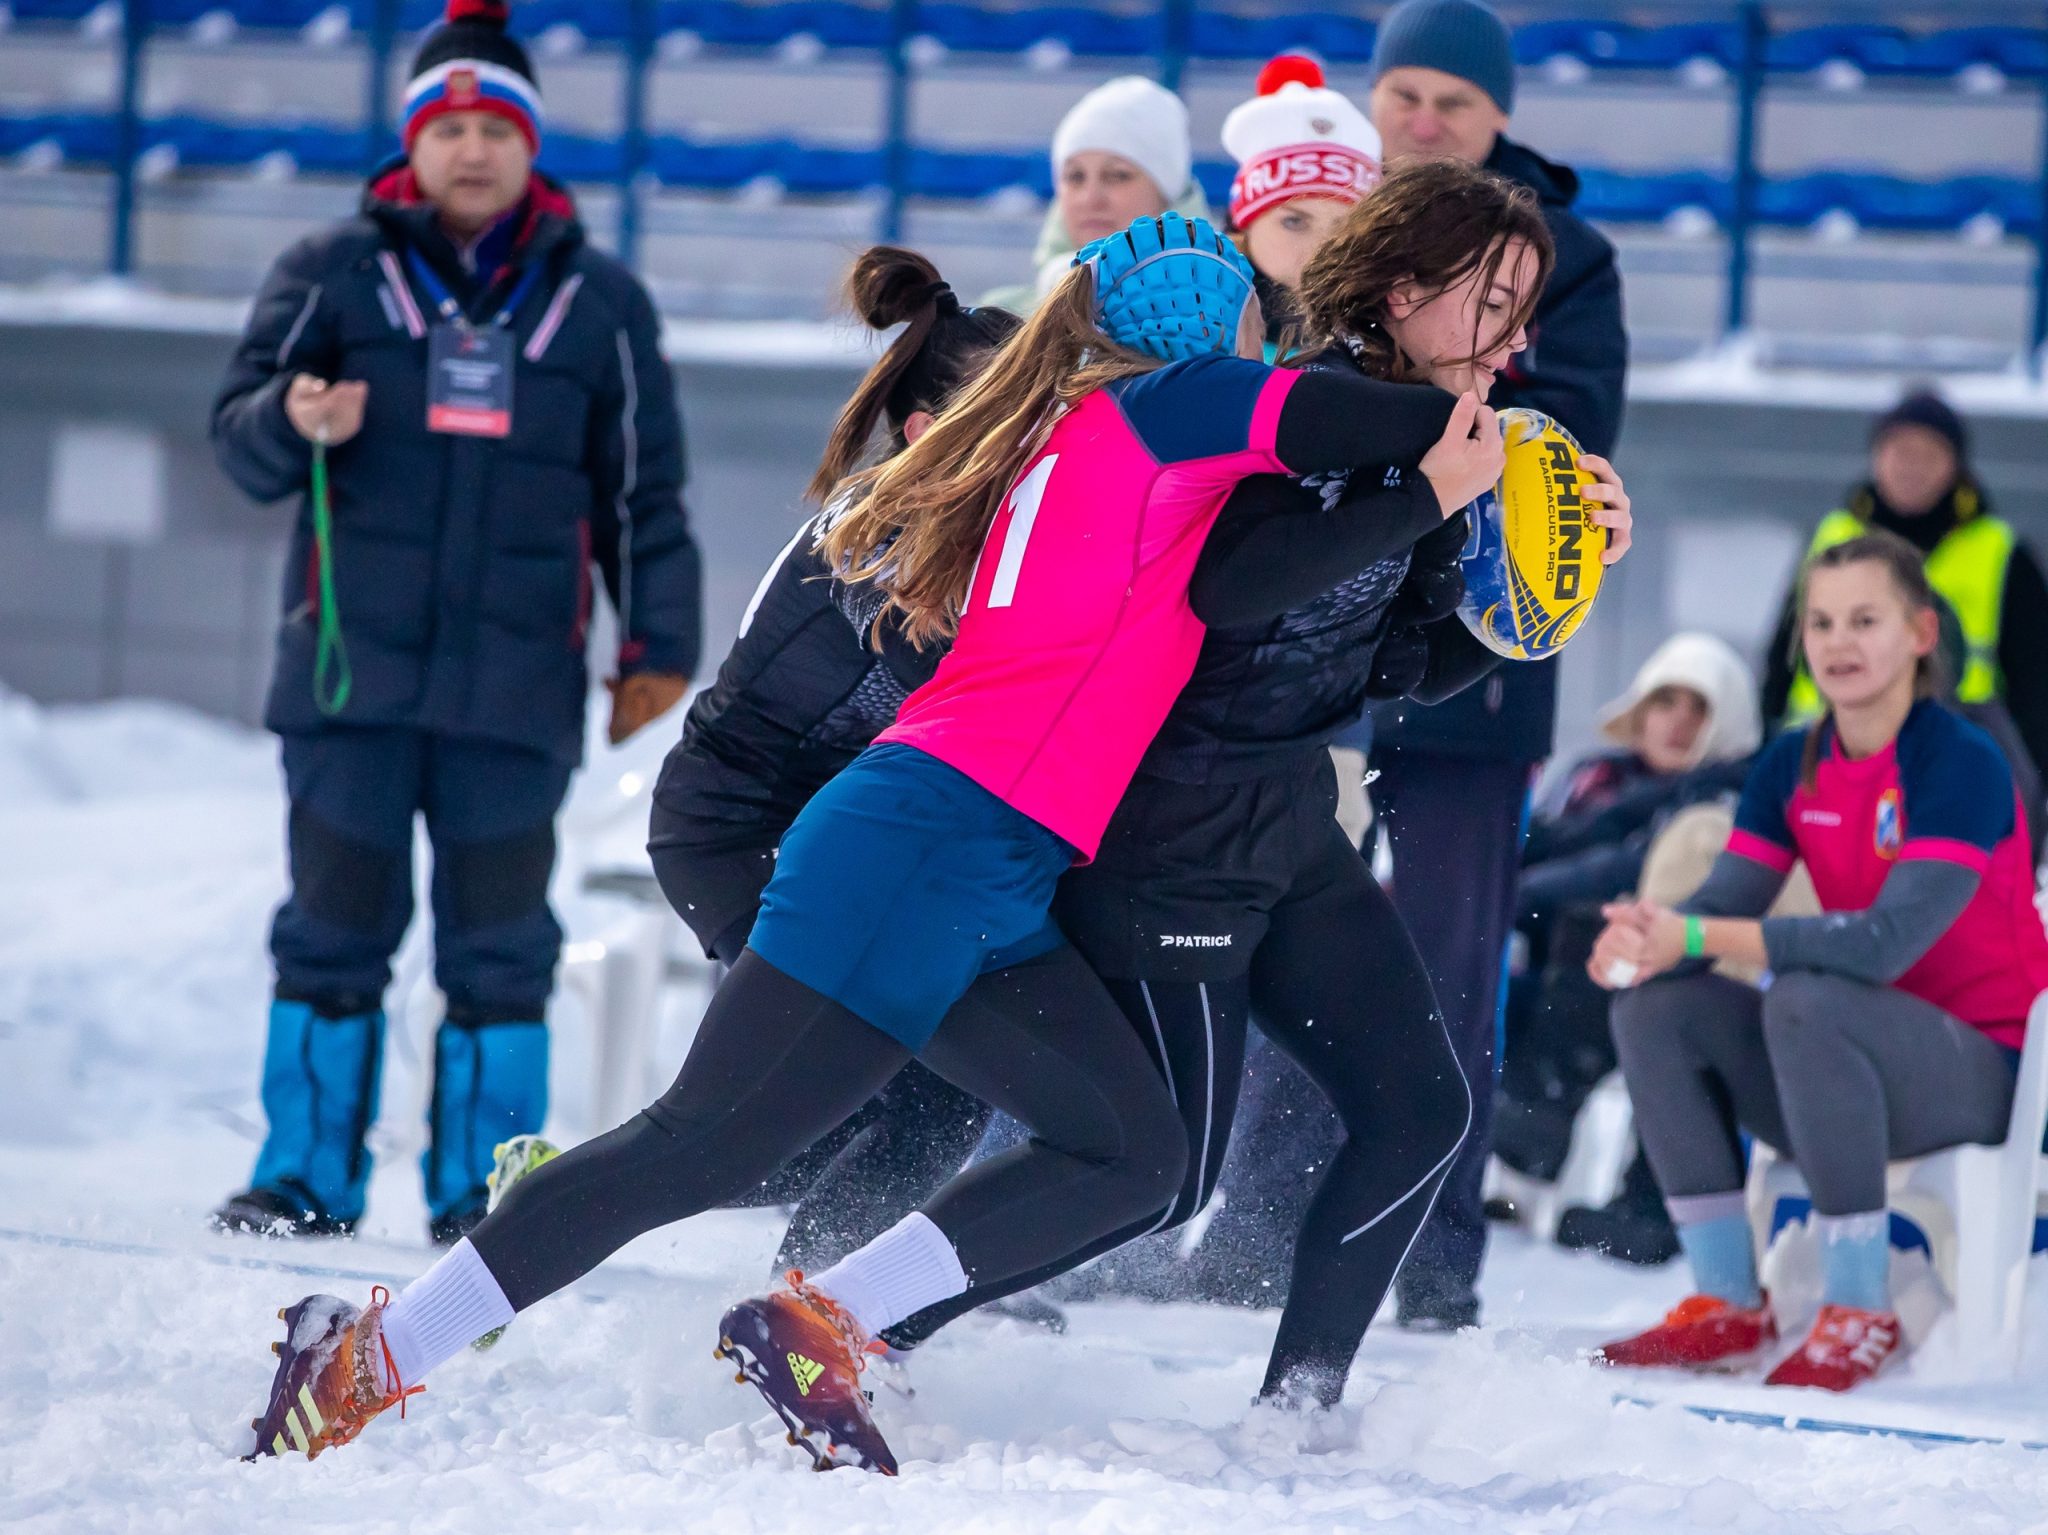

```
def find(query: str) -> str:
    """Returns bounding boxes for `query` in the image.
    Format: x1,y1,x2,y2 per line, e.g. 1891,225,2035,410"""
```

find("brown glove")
605,671,689,745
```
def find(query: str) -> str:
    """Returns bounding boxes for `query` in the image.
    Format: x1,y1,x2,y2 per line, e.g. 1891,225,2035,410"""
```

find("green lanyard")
310,436,352,716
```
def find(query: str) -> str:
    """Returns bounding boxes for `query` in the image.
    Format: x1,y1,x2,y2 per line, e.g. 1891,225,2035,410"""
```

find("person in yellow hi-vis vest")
1760,391,2048,798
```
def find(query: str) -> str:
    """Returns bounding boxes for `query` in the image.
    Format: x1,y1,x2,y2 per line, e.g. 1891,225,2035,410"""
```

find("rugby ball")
1456,408,1605,661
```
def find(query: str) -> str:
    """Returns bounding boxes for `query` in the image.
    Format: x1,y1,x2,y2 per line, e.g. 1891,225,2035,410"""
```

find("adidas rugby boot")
244,1288,419,1460
716,1271,898,1474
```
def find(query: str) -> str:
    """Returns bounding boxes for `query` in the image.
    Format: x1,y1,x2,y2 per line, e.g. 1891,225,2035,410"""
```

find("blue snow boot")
214,1000,385,1237
424,1018,549,1244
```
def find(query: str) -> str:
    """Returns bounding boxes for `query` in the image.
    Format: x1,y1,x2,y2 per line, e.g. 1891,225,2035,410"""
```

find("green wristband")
1683,915,1706,959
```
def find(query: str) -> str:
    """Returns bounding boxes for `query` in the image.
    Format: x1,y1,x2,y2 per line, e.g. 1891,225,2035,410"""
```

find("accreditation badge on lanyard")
412,249,541,438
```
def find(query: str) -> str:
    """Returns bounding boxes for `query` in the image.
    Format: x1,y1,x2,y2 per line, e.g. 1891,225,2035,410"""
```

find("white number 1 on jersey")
984,453,1057,610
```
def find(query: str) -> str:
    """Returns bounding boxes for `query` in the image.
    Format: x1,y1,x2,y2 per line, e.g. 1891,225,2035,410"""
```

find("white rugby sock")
807,1212,968,1337
377,1239,516,1391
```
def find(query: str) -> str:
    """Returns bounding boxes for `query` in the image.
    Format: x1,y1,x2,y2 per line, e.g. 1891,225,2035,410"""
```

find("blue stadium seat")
2,102,2040,240
16,6,2026,90
1575,167,1730,225
904,144,1040,199
1762,172,2039,235
652,0,889,50
145,115,365,171
1516,20,1740,71
536,131,625,180
1185,12,1375,63
0,112,120,162
1909,26,2048,80
646,133,881,192
915,4,1156,57
7,0,108,19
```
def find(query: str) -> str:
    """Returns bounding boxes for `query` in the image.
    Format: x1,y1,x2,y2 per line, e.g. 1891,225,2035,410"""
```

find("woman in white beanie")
1222,55,1382,350
982,74,1207,312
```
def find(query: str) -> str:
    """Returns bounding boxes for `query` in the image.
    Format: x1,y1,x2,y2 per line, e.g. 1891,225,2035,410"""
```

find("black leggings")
697,906,991,1275
887,822,1470,1406
471,945,1186,1312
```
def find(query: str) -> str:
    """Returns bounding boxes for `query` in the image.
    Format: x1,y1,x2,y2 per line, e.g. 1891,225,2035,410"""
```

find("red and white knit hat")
1222,56,1381,229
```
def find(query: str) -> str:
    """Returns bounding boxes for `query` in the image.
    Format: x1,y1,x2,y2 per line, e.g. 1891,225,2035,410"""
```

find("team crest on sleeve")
1874,787,1904,859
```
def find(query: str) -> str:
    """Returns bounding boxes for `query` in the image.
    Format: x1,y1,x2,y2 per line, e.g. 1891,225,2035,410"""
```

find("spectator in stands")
1220,55,1382,356
1361,0,1629,1330
1760,389,2048,810
1492,634,1759,1257
207,0,700,1245
1590,532,2047,1392
982,75,1208,312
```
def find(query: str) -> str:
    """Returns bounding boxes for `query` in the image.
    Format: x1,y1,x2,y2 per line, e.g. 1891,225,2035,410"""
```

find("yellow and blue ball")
1456,408,1606,662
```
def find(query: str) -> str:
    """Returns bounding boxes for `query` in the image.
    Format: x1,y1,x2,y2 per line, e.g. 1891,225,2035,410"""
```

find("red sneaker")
1593,1293,1777,1371
243,1288,421,1460
716,1271,897,1475
1764,1304,1901,1392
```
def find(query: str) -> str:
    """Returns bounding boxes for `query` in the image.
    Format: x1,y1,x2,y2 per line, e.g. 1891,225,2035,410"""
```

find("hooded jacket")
1596,632,1761,770
1524,632,1758,869
1369,134,1627,763
212,163,701,764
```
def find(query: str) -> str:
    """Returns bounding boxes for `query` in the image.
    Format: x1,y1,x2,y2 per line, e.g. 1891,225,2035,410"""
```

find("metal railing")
27,1,2048,369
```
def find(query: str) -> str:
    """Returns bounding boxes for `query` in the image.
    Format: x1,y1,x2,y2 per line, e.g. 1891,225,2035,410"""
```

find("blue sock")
1817,1212,1891,1312
1673,1211,1761,1309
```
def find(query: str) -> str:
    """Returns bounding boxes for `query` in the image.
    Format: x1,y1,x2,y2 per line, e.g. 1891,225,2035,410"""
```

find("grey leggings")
1611,970,2017,1217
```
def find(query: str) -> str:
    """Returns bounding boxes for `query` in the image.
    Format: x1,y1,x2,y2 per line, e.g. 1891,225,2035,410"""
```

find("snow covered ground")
4,692,2048,1535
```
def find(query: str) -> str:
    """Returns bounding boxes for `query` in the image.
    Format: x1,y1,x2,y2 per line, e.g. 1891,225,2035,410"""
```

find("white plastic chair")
557,876,677,1133
554,724,687,1134
1486,1073,1638,1241
1745,989,2048,1373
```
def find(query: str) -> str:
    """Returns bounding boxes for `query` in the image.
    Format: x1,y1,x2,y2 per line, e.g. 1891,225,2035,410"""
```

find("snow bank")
5,686,2048,1532
0,689,281,1145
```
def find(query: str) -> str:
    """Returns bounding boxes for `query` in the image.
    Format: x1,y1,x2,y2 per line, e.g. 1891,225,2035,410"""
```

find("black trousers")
888,799,1469,1406
272,725,573,1019
1372,747,1531,1310
647,826,995,1274
471,945,1185,1313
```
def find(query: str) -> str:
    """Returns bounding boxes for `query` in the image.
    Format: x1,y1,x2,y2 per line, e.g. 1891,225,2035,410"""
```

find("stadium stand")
0,2,2043,364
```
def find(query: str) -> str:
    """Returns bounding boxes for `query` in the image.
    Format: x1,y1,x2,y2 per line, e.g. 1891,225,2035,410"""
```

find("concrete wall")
2,316,2045,770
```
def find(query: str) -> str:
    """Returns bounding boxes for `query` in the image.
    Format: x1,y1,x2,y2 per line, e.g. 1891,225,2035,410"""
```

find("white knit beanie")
1050,75,1192,203
1221,56,1381,229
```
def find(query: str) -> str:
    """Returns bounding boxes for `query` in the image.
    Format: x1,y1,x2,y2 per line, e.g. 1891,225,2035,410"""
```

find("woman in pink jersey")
1588,531,2048,1392
241,212,1508,1472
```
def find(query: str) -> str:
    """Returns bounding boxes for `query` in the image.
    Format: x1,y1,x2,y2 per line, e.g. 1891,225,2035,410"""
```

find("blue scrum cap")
1075,211,1258,363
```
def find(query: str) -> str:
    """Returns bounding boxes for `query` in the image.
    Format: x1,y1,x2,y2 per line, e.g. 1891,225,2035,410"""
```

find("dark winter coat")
651,511,939,853
1520,749,1751,879
212,164,701,765
1145,345,1487,785
1369,134,1628,764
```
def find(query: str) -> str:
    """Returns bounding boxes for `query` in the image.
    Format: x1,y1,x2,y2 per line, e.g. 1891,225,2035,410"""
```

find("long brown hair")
806,246,1022,504
822,262,1161,648
1795,530,1945,786
1290,159,1554,380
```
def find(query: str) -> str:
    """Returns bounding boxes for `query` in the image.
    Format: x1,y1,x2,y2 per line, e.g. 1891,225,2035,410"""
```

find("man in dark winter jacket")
1363,0,1628,1328
210,0,701,1244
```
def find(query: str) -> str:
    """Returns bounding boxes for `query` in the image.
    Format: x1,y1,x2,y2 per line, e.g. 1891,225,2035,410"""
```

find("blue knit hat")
1372,0,1517,115
1075,212,1257,363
